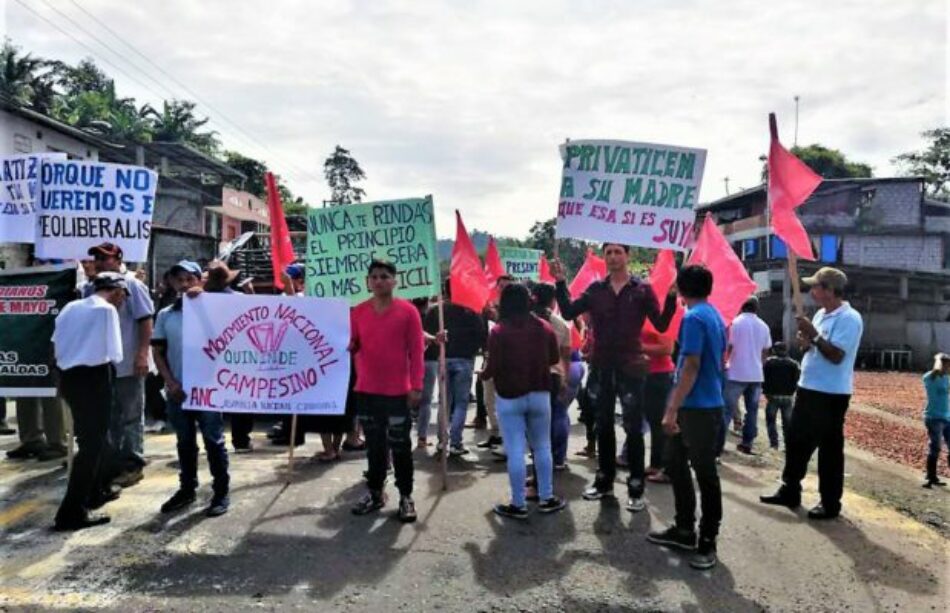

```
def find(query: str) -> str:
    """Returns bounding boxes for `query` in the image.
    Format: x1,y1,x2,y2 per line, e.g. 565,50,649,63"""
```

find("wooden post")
770,111,806,320
286,414,298,483
436,295,449,490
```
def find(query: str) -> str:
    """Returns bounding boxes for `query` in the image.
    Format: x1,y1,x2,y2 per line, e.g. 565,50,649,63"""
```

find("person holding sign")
349,260,424,523
51,272,126,531
152,261,231,517
552,244,676,512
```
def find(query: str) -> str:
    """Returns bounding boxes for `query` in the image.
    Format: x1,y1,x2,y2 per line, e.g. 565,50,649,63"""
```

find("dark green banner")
0,265,76,397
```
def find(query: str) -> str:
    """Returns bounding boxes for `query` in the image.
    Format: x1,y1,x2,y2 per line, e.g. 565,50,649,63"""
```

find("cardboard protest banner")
0,264,77,397
0,153,68,243
182,293,351,415
555,139,706,252
306,196,439,303
35,159,157,262
497,245,543,281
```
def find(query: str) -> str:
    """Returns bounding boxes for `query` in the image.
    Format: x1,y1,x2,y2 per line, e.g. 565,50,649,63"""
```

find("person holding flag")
552,243,677,512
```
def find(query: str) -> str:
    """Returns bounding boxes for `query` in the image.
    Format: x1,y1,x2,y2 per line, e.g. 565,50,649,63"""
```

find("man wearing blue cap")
152,261,230,517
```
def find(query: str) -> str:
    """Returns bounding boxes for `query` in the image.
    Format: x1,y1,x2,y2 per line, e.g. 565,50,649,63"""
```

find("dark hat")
87,242,124,260
285,263,305,280
204,260,239,291
169,260,202,277
92,271,129,293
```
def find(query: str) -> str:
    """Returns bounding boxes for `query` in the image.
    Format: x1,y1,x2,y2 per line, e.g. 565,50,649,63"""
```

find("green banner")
0,265,77,397
498,246,542,280
305,197,439,304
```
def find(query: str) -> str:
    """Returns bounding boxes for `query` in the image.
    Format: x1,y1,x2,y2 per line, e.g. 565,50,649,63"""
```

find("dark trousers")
56,364,114,523
145,372,167,422
357,393,413,496
644,372,673,469
781,388,850,510
587,367,646,496
475,377,486,422
666,408,722,540
167,401,230,496
230,413,254,448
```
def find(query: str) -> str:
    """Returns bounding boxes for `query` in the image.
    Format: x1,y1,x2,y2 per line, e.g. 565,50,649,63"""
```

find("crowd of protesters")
22,240,950,570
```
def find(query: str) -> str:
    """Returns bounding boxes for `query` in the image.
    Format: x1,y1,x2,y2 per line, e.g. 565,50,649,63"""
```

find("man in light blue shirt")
761,267,863,520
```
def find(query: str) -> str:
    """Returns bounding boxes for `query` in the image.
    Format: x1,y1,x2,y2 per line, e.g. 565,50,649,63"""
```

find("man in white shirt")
721,297,772,455
761,267,864,520
52,272,126,531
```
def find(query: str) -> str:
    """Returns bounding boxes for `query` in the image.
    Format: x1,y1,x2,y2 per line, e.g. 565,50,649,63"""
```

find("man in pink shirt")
349,260,425,522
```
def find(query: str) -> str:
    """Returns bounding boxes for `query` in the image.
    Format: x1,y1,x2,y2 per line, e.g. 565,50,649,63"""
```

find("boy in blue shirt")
922,353,950,488
647,264,727,571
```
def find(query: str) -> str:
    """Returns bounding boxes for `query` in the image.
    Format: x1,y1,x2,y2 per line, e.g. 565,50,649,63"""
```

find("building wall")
148,230,216,285
0,110,100,160
842,235,944,272
868,183,921,228
153,184,205,233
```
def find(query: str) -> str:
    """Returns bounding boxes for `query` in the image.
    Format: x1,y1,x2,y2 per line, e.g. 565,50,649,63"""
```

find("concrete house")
699,177,950,368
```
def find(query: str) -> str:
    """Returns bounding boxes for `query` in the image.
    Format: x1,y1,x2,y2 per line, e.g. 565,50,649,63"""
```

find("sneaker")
160,489,196,513
476,435,502,449
646,471,671,484
234,442,254,454
449,444,469,457
647,525,697,551
626,496,646,513
36,446,68,462
205,494,230,517
582,484,614,501
6,443,44,459
398,496,417,523
538,496,566,514
759,488,801,509
352,492,386,515
736,444,754,455
553,463,568,472
144,420,168,434
88,484,122,510
689,538,717,570
492,503,528,520
53,511,111,532
807,503,840,520
112,468,144,488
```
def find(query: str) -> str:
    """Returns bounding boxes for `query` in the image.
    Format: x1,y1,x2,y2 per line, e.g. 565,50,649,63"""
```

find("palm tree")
0,38,55,112
144,99,220,155
53,81,152,142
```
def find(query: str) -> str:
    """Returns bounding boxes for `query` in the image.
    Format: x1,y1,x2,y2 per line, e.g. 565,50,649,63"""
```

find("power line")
66,0,322,185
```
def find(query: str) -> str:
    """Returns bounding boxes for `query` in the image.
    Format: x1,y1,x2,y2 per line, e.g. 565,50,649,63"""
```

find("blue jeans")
496,391,553,508
418,361,439,439
722,381,762,450
447,358,475,447
111,376,146,471
765,395,794,448
925,418,950,461
166,401,230,496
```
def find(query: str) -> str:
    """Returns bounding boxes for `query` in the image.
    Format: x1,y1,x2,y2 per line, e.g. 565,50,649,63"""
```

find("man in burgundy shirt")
553,243,676,512
349,260,425,522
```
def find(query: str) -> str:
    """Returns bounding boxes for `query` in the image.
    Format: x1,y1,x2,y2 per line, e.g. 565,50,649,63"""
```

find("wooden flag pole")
286,414,298,483
770,112,806,320
436,295,450,490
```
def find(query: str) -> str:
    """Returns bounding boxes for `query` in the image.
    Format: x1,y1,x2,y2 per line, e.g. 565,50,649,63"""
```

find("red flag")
264,172,296,290
768,113,822,260
483,237,506,301
450,211,491,312
569,249,607,299
539,256,556,284
643,249,684,339
687,216,757,322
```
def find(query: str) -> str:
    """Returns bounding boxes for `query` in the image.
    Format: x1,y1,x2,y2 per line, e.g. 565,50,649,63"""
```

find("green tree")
54,57,111,97
52,81,152,142
144,99,220,155
893,128,950,201
518,218,588,277
323,145,366,204
223,151,267,196
759,143,872,181
0,38,55,113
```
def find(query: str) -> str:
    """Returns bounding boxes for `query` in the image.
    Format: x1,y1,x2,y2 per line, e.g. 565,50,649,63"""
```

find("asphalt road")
0,413,947,611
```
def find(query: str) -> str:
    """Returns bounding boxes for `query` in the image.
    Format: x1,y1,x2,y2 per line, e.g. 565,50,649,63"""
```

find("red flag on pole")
450,211,491,312
483,237,505,301
569,249,607,299
768,113,822,260
539,256,556,284
264,172,296,290
643,249,684,339
687,216,757,322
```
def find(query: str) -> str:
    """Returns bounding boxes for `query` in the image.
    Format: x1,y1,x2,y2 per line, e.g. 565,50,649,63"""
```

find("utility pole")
723,176,730,195
794,95,800,147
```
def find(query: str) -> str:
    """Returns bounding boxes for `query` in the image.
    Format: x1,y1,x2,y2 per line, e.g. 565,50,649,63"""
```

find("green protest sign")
0,264,77,397
498,246,542,280
305,196,439,304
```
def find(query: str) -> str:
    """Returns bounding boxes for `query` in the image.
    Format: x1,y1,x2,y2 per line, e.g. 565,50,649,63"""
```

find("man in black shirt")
762,342,800,450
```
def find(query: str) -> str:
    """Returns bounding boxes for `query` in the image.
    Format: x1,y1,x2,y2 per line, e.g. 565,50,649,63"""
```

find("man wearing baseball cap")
84,242,155,489
761,267,863,520
52,272,127,530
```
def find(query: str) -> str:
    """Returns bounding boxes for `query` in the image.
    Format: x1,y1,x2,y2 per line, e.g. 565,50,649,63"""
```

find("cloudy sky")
5,0,947,238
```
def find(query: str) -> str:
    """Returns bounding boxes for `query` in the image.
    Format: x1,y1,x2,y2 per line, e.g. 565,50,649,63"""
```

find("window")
771,235,788,259
820,235,839,263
